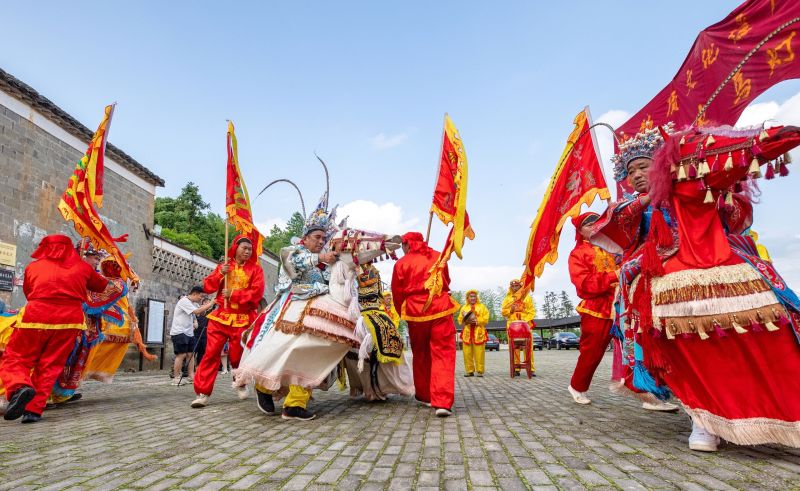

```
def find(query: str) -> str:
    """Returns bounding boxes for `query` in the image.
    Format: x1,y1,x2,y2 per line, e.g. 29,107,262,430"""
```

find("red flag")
423,115,475,310
617,0,800,194
519,108,610,293
225,121,263,256
58,104,139,285
430,114,474,258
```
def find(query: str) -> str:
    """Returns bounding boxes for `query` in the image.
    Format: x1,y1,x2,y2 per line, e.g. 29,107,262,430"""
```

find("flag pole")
425,211,434,243
224,218,229,309
426,113,448,244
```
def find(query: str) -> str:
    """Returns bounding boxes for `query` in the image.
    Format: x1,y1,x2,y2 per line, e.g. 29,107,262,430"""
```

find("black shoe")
21,412,41,424
514,371,520,377
531,372,537,377
281,406,316,421
4,386,35,421
54,392,83,408
464,372,474,377
256,389,275,415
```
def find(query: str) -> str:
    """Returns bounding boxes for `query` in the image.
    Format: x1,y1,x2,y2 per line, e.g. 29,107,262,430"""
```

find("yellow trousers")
463,343,485,374
257,384,311,409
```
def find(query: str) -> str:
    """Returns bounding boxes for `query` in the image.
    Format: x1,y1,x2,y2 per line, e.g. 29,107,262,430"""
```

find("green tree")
541,291,559,319
263,212,304,256
558,290,575,318
154,182,229,259
451,290,466,325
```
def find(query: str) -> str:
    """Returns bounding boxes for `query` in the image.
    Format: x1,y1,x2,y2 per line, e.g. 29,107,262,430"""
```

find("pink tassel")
681,332,693,340
711,155,720,172
688,164,697,179
652,327,663,339
697,180,707,191
740,150,748,167
751,141,762,155
765,162,775,180
714,324,728,338
698,146,706,160
750,319,764,332
780,162,790,177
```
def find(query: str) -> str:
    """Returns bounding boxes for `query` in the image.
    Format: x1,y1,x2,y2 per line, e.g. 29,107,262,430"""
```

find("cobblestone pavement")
1,350,799,490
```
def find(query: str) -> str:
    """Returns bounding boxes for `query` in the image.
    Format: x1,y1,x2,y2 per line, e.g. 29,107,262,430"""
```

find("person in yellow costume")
382,291,401,325
0,305,19,412
83,256,155,383
501,279,537,376
459,290,489,377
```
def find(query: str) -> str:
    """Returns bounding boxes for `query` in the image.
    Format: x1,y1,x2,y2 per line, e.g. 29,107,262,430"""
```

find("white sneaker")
568,385,591,405
642,400,679,412
191,394,210,408
435,408,452,417
236,385,250,401
689,422,720,452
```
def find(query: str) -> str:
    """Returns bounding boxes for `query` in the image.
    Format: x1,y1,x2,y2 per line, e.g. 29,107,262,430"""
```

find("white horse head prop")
328,229,402,266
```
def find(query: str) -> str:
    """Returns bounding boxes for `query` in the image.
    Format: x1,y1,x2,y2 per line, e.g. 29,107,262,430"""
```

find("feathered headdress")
303,192,339,241
612,123,674,182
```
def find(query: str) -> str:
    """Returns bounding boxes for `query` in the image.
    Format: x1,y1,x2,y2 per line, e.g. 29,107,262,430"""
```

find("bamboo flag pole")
223,218,229,309
424,211,434,244
426,113,448,244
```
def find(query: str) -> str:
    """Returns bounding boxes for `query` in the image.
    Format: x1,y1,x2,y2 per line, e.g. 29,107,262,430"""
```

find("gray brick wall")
0,103,154,310
0,99,279,373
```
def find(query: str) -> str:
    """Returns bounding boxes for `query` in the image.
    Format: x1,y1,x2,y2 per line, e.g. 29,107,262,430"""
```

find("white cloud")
737,92,800,128
370,132,409,150
337,200,419,235
255,217,287,235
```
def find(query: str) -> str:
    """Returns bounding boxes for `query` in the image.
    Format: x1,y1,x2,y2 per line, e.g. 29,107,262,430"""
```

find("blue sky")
4,1,800,303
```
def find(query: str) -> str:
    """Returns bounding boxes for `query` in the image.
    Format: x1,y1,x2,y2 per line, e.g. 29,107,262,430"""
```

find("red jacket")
391,244,458,322
204,237,265,327
19,235,110,330
568,241,617,319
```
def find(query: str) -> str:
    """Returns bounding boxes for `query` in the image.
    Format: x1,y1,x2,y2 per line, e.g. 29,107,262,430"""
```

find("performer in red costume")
391,232,459,417
567,212,617,404
192,236,264,408
592,123,800,451
0,235,112,423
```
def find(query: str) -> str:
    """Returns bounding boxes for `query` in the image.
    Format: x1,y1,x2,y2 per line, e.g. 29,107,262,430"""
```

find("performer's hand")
220,262,231,275
319,252,338,264
222,288,232,299
640,193,651,206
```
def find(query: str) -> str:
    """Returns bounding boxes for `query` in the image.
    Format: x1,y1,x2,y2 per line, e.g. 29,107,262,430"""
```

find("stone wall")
0,103,155,310
118,237,279,372
0,78,279,374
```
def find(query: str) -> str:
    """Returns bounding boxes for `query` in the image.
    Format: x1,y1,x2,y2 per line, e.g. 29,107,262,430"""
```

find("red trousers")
570,314,613,392
0,327,81,415
193,320,245,396
408,316,455,409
